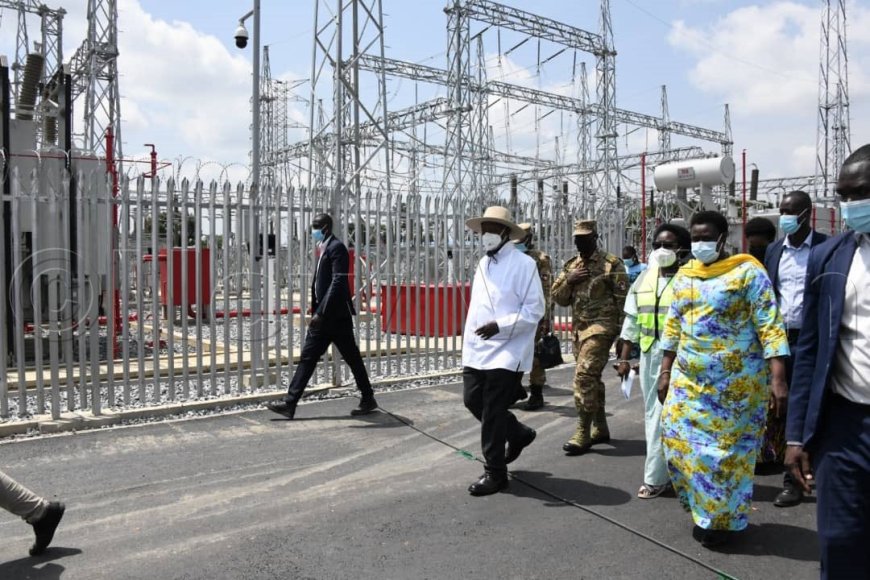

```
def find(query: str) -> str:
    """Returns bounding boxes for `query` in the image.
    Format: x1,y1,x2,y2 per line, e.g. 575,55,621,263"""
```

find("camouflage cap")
573,219,597,235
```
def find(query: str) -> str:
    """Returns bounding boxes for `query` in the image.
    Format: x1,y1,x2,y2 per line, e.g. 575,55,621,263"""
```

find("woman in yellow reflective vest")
615,224,692,499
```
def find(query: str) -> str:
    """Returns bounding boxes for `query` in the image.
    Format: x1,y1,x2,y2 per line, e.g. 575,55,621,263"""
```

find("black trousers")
781,330,801,486
813,394,870,580
463,367,533,476
285,317,373,404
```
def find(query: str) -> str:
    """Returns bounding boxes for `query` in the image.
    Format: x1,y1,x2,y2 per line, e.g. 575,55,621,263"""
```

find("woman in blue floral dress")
656,211,790,548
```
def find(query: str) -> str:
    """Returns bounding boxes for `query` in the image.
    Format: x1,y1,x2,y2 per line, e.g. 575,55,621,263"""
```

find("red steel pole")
741,149,747,252
106,127,121,359
640,152,647,261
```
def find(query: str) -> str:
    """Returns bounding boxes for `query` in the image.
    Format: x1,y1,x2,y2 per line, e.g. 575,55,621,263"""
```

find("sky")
1,0,868,189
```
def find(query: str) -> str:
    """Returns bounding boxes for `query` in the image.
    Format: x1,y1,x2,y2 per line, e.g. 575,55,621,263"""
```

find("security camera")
234,23,249,49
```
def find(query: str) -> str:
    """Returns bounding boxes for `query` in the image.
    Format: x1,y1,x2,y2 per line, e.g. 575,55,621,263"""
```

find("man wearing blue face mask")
267,213,377,420
786,144,870,579
761,191,827,507
622,245,647,284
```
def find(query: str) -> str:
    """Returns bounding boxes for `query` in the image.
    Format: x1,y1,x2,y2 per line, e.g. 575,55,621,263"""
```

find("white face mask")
651,248,677,268
481,232,503,252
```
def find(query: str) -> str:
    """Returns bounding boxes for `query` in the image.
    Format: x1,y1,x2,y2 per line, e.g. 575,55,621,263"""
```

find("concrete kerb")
0,367,466,439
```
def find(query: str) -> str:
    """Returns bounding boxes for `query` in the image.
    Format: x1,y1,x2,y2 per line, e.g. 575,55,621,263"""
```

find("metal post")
248,0,263,385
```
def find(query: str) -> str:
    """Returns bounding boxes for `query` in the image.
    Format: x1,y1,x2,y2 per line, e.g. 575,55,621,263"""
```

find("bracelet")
617,359,631,364
658,370,672,377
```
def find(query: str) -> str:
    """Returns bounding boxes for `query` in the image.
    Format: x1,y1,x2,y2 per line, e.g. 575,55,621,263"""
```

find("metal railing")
0,165,605,420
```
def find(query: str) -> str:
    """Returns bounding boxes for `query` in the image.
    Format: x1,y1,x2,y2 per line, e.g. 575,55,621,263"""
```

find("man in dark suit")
762,191,827,507
267,213,378,419
786,145,870,579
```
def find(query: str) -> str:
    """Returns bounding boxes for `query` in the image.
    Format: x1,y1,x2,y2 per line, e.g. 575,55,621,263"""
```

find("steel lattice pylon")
68,0,121,167
308,0,392,216
0,0,65,143
815,0,851,199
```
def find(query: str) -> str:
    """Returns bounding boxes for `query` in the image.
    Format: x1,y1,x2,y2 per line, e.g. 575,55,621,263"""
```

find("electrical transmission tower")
307,0,392,217
0,0,65,142
69,0,122,168
815,0,850,199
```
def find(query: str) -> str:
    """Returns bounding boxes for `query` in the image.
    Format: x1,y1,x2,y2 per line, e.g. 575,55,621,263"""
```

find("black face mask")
748,245,768,262
574,236,596,255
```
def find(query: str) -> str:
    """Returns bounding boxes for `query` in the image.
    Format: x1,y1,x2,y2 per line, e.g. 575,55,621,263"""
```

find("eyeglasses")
652,241,680,250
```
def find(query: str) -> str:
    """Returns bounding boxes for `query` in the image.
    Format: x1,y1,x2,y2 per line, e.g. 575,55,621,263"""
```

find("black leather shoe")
562,441,591,456
506,429,536,464
523,393,544,410
266,400,296,419
30,502,65,556
774,485,803,507
350,397,378,416
468,473,509,496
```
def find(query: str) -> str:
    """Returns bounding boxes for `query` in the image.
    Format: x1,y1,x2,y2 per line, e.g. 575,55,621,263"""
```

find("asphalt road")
0,366,819,579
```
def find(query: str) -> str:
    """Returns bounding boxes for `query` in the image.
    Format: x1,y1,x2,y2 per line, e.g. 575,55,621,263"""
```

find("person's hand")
784,445,813,494
770,376,789,418
566,267,590,285
309,313,323,330
539,319,551,334
656,371,671,404
475,321,499,339
613,360,631,379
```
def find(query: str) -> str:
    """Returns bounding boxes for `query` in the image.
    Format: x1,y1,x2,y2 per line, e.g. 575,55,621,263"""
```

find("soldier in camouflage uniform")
552,219,628,455
514,223,553,410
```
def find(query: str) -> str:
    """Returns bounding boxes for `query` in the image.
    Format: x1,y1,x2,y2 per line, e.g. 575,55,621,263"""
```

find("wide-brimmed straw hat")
465,206,526,241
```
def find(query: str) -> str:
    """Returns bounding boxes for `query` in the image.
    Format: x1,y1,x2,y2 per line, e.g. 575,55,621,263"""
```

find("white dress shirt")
777,231,815,330
830,233,870,404
462,243,545,372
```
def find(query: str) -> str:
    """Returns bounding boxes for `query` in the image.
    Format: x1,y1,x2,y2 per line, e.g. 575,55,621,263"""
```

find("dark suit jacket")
763,230,829,293
786,231,858,450
312,235,355,320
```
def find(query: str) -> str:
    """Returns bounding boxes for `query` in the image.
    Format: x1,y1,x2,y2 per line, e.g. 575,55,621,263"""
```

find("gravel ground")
3,310,575,428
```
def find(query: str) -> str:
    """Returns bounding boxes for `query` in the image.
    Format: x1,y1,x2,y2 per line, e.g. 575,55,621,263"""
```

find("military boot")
523,385,545,411
562,411,593,455
590,407,611,445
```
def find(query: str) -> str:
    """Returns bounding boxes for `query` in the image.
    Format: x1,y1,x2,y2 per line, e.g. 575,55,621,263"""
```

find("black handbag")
535,333,564,369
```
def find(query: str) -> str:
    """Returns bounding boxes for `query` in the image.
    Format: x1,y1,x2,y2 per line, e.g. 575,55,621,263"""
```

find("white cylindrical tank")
653,156,735,191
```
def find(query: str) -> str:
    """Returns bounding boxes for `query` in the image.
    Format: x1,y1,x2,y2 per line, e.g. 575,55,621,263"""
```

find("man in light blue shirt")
622,245,647,283
762,190,828,507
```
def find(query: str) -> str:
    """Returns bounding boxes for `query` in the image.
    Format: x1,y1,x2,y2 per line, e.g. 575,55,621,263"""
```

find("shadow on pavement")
592,438,646,458
271,410,414,428
715,523,819,562
507,470,632,507
0,547,82,579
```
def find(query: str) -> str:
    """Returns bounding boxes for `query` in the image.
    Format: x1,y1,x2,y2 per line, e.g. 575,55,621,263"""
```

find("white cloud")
667,1,870,178
115,0,253,172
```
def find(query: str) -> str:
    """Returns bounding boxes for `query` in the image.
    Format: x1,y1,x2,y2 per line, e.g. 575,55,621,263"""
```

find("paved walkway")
0,366,819,579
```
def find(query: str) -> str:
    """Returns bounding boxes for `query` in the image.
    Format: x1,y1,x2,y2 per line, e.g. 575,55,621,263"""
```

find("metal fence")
0,165,598,420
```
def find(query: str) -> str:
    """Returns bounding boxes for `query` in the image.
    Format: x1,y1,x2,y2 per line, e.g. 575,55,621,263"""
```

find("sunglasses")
652,241,681,250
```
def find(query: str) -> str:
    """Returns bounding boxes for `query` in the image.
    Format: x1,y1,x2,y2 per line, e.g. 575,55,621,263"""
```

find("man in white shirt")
462,206,545,496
